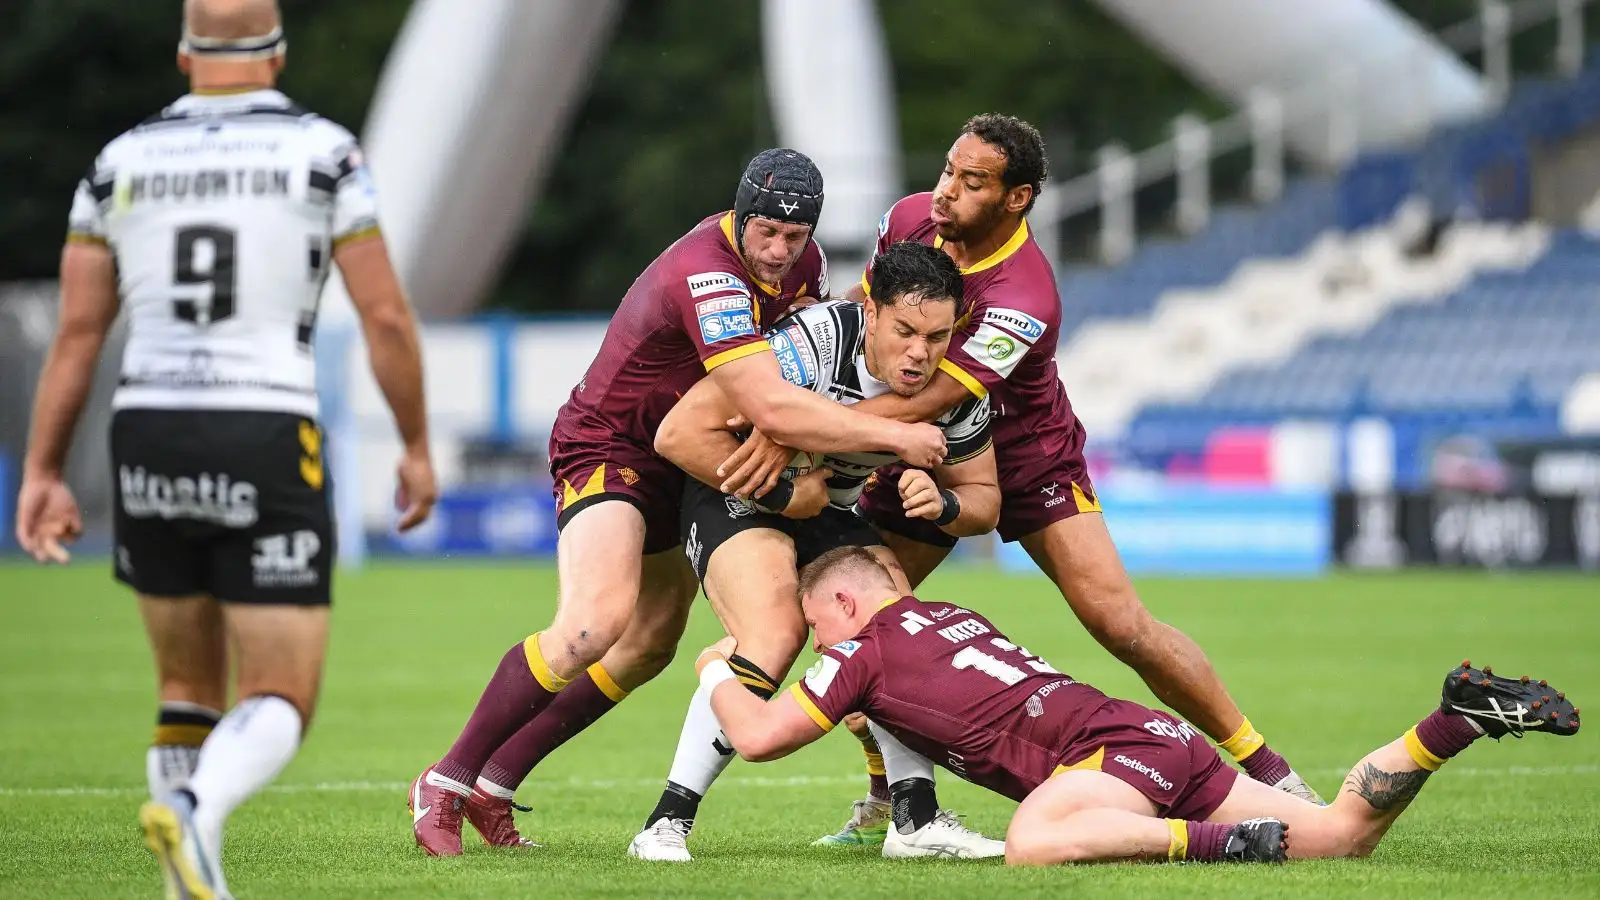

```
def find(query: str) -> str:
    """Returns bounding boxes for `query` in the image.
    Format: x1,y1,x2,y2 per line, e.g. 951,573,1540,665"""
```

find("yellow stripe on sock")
727,660,779,693
153,724,213,747
587,663,628,702
523,633,571,693
1403,726,1447,772
1166,819,1189,861
863,748,886,777
1220,717,1266,762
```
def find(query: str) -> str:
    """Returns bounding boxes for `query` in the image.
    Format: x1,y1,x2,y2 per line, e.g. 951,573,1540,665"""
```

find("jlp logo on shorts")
1113,754,1174,791
119,466,258,528
251,530,321,588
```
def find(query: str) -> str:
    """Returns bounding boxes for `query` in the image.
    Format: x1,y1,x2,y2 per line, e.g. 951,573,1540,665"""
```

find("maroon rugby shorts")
1052,699,1236,821
549,420,683,555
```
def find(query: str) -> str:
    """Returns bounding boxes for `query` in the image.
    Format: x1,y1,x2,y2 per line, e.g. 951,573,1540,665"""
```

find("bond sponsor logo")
1113,754,1173,791
119,466,258,528
830,640,861,658
804,655,841,696
983,307,1047,342
687,271,749,299
936,618,991,644
251,530,321,588
1142,717,1199,744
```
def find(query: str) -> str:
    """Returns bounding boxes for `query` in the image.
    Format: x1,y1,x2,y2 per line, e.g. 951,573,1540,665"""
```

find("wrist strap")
934,488,961,526
752,478,795,514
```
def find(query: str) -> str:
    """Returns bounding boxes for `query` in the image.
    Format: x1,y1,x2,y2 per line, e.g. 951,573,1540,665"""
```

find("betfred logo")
687,271,748,298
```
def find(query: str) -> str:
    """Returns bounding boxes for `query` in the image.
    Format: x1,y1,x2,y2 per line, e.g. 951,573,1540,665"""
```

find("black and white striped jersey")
68,89,380,419
765,299,992,508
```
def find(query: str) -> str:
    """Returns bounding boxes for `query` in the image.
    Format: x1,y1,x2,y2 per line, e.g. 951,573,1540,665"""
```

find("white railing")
1041,0,1594,267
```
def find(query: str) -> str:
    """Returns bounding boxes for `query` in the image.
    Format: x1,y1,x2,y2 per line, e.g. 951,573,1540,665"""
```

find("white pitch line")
1,765,1594,799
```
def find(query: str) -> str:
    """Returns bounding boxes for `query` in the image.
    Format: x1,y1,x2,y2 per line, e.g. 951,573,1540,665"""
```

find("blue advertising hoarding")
1000,486,1332,576
368,483,559,558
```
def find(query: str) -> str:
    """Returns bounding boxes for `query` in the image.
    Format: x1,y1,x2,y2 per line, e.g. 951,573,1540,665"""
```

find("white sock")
187,695,303,866
475,776,516,800
666,685,737,796
867,720,935,784
147,745,202,800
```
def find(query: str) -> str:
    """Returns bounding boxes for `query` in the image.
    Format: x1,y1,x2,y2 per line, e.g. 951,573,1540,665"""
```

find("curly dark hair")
963,113,1048,215
870,241,964,309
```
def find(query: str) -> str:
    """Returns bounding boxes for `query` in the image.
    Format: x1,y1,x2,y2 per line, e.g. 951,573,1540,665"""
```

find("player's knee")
1083,599,1157,666
1003,830,1062,866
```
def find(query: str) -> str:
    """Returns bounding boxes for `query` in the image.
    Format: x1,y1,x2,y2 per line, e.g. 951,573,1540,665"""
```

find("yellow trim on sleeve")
66,232,108,247
587,662,629,702
943,437,994,466
789,683,836,732
938,358,988,399
703,341,771,373
332,225,382,249
933,219,1030,275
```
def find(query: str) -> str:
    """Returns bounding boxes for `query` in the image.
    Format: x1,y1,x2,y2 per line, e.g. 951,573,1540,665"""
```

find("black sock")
727,654,779,698
889,777,939,833
646,781,703,827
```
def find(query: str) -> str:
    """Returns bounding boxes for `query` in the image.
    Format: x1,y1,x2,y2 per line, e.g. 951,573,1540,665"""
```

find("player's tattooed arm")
1343,763,1431,811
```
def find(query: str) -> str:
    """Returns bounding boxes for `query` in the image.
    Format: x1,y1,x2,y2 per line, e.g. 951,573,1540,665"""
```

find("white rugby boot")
627,816,694,862
881,809,1005,860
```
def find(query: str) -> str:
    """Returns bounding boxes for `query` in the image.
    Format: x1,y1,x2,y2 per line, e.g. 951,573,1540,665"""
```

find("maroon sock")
480,672,620,791
868,773,890,803
1180,820,1233,862
1239,745,1293,786
435,642,560,786
1414,709,1483,760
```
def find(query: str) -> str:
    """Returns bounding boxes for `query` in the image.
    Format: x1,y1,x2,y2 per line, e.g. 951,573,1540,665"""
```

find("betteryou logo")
1113,754,1173,791
251,530,321,588
119,466,258,528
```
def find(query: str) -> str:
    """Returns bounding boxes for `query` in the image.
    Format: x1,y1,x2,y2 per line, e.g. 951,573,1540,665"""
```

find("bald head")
185,0,281,40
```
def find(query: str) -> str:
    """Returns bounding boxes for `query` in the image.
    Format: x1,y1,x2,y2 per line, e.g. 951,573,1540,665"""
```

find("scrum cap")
734,148,823,246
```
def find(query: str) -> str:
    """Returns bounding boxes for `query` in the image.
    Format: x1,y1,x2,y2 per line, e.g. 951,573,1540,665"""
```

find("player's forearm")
752,385,906,455
362,314,429,452
23,332,104,477
942,481,1000,536
851,371,968,424
708,681,794,762
657,423,743,490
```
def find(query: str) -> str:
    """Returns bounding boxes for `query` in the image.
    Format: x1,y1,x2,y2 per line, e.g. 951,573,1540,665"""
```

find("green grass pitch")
1,561,1597,898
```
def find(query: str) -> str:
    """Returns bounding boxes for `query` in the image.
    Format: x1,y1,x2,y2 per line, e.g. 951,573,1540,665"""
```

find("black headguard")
734,148,824,247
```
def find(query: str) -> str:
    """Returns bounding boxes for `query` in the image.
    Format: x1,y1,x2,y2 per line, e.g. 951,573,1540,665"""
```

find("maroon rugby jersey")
863,192,1083,467
558,211,829,448
791,596,1111,801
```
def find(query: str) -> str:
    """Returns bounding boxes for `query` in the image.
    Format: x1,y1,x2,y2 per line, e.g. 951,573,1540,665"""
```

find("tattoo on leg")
1343,763,1430,811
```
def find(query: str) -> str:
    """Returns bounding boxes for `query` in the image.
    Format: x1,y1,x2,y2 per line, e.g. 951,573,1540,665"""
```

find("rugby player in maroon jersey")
716,116,1320,847
695,547,1579,865
408,150,949,856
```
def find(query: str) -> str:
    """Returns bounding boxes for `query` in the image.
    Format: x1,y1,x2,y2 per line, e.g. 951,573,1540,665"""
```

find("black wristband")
934,488,961,526
752,478,795,514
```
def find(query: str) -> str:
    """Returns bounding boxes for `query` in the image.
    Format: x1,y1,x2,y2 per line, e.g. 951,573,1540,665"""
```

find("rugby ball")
783,451,822,480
